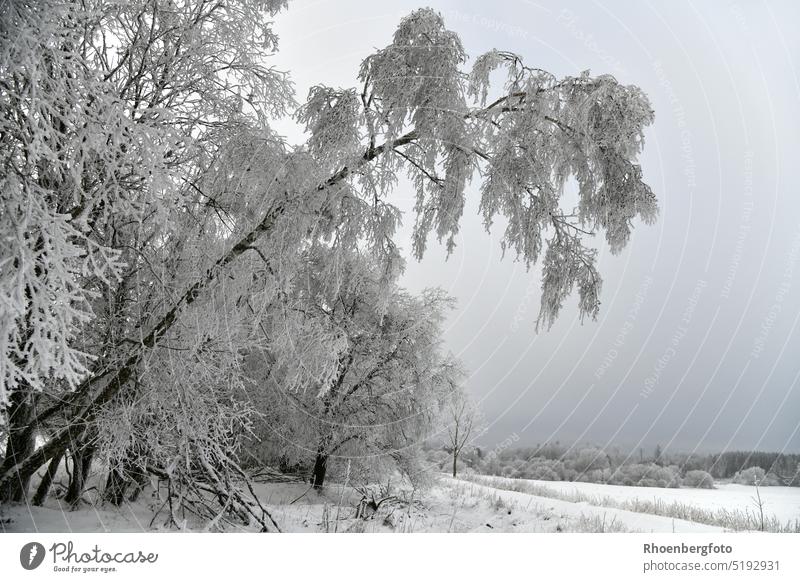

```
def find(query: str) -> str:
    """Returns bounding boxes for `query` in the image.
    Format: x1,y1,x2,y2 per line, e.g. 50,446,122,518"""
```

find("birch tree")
246,247,460,490
0,0,291,504
446,388,479,478
1,5,657,516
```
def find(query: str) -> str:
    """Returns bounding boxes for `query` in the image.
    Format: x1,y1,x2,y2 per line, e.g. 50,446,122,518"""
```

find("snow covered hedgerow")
683,470,715,489
608,463,681,488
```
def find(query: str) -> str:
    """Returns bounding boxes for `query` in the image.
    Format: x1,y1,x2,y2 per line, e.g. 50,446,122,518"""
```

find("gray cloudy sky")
272,0,800,454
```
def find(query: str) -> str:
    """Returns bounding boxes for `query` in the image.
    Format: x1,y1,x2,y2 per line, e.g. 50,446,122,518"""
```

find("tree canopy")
0,1,656,527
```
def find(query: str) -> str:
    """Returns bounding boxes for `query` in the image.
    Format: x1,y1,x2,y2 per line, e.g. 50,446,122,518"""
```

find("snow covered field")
508,478,800,523
6,474,796,533
460,474,800,531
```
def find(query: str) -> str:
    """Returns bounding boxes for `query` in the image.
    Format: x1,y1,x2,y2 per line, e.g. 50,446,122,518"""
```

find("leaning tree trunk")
32,450,64,506
0,388,39,503
310,446,328,490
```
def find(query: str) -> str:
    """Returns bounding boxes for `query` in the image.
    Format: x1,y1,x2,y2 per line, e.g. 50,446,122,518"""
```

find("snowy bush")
683,470,715,489
562,468,580,482
585,469,613,483
572,447,611,473
732,467,778,486
501,465,516,478
527,459,566,481
425,449,451,471
609,463,681,488
530,466,560,481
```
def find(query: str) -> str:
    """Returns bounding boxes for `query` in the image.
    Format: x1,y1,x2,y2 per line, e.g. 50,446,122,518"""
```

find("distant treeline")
427,442,800,488
702,450,799,483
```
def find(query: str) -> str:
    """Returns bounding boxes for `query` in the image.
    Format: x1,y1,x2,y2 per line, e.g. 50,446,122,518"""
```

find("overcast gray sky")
272,0,800,454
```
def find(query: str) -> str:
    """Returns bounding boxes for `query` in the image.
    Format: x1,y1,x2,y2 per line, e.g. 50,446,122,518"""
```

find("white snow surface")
2,475,797,533
510,478,800,523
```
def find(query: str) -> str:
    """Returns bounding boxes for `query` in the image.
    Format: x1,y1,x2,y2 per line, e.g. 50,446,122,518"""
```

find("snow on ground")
441,478,723,533
1,497,167,533
0,480,604,533
1,475,751,533
501,478,800,524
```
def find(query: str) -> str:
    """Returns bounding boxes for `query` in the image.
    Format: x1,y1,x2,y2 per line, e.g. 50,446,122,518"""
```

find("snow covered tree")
0,4,657,515
246,246,460,489
0,0,292,503
445,387,479,478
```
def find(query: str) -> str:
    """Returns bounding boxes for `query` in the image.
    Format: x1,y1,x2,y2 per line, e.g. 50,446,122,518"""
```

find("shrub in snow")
426,449,451,471
683,470,715,489
586,468,613,483
661,465,683,488
510,457,565,481
732,466,777,486
528,465,560,481
562,468,579,482
608,463,680,488
481,456,505,476
572,447,611,473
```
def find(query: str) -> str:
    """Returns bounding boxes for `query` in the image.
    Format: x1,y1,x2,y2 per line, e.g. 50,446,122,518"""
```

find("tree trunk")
64,437,96,507
452,449,458,478
126,466,149,503
64,451,84,507
104,466,128,506
0,364,136,499
0,389,39,503
32,451,64,506
311,448,328,490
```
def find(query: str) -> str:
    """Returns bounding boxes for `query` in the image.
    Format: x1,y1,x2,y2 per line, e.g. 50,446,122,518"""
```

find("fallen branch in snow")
140,446,282,532
354,485,399,520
